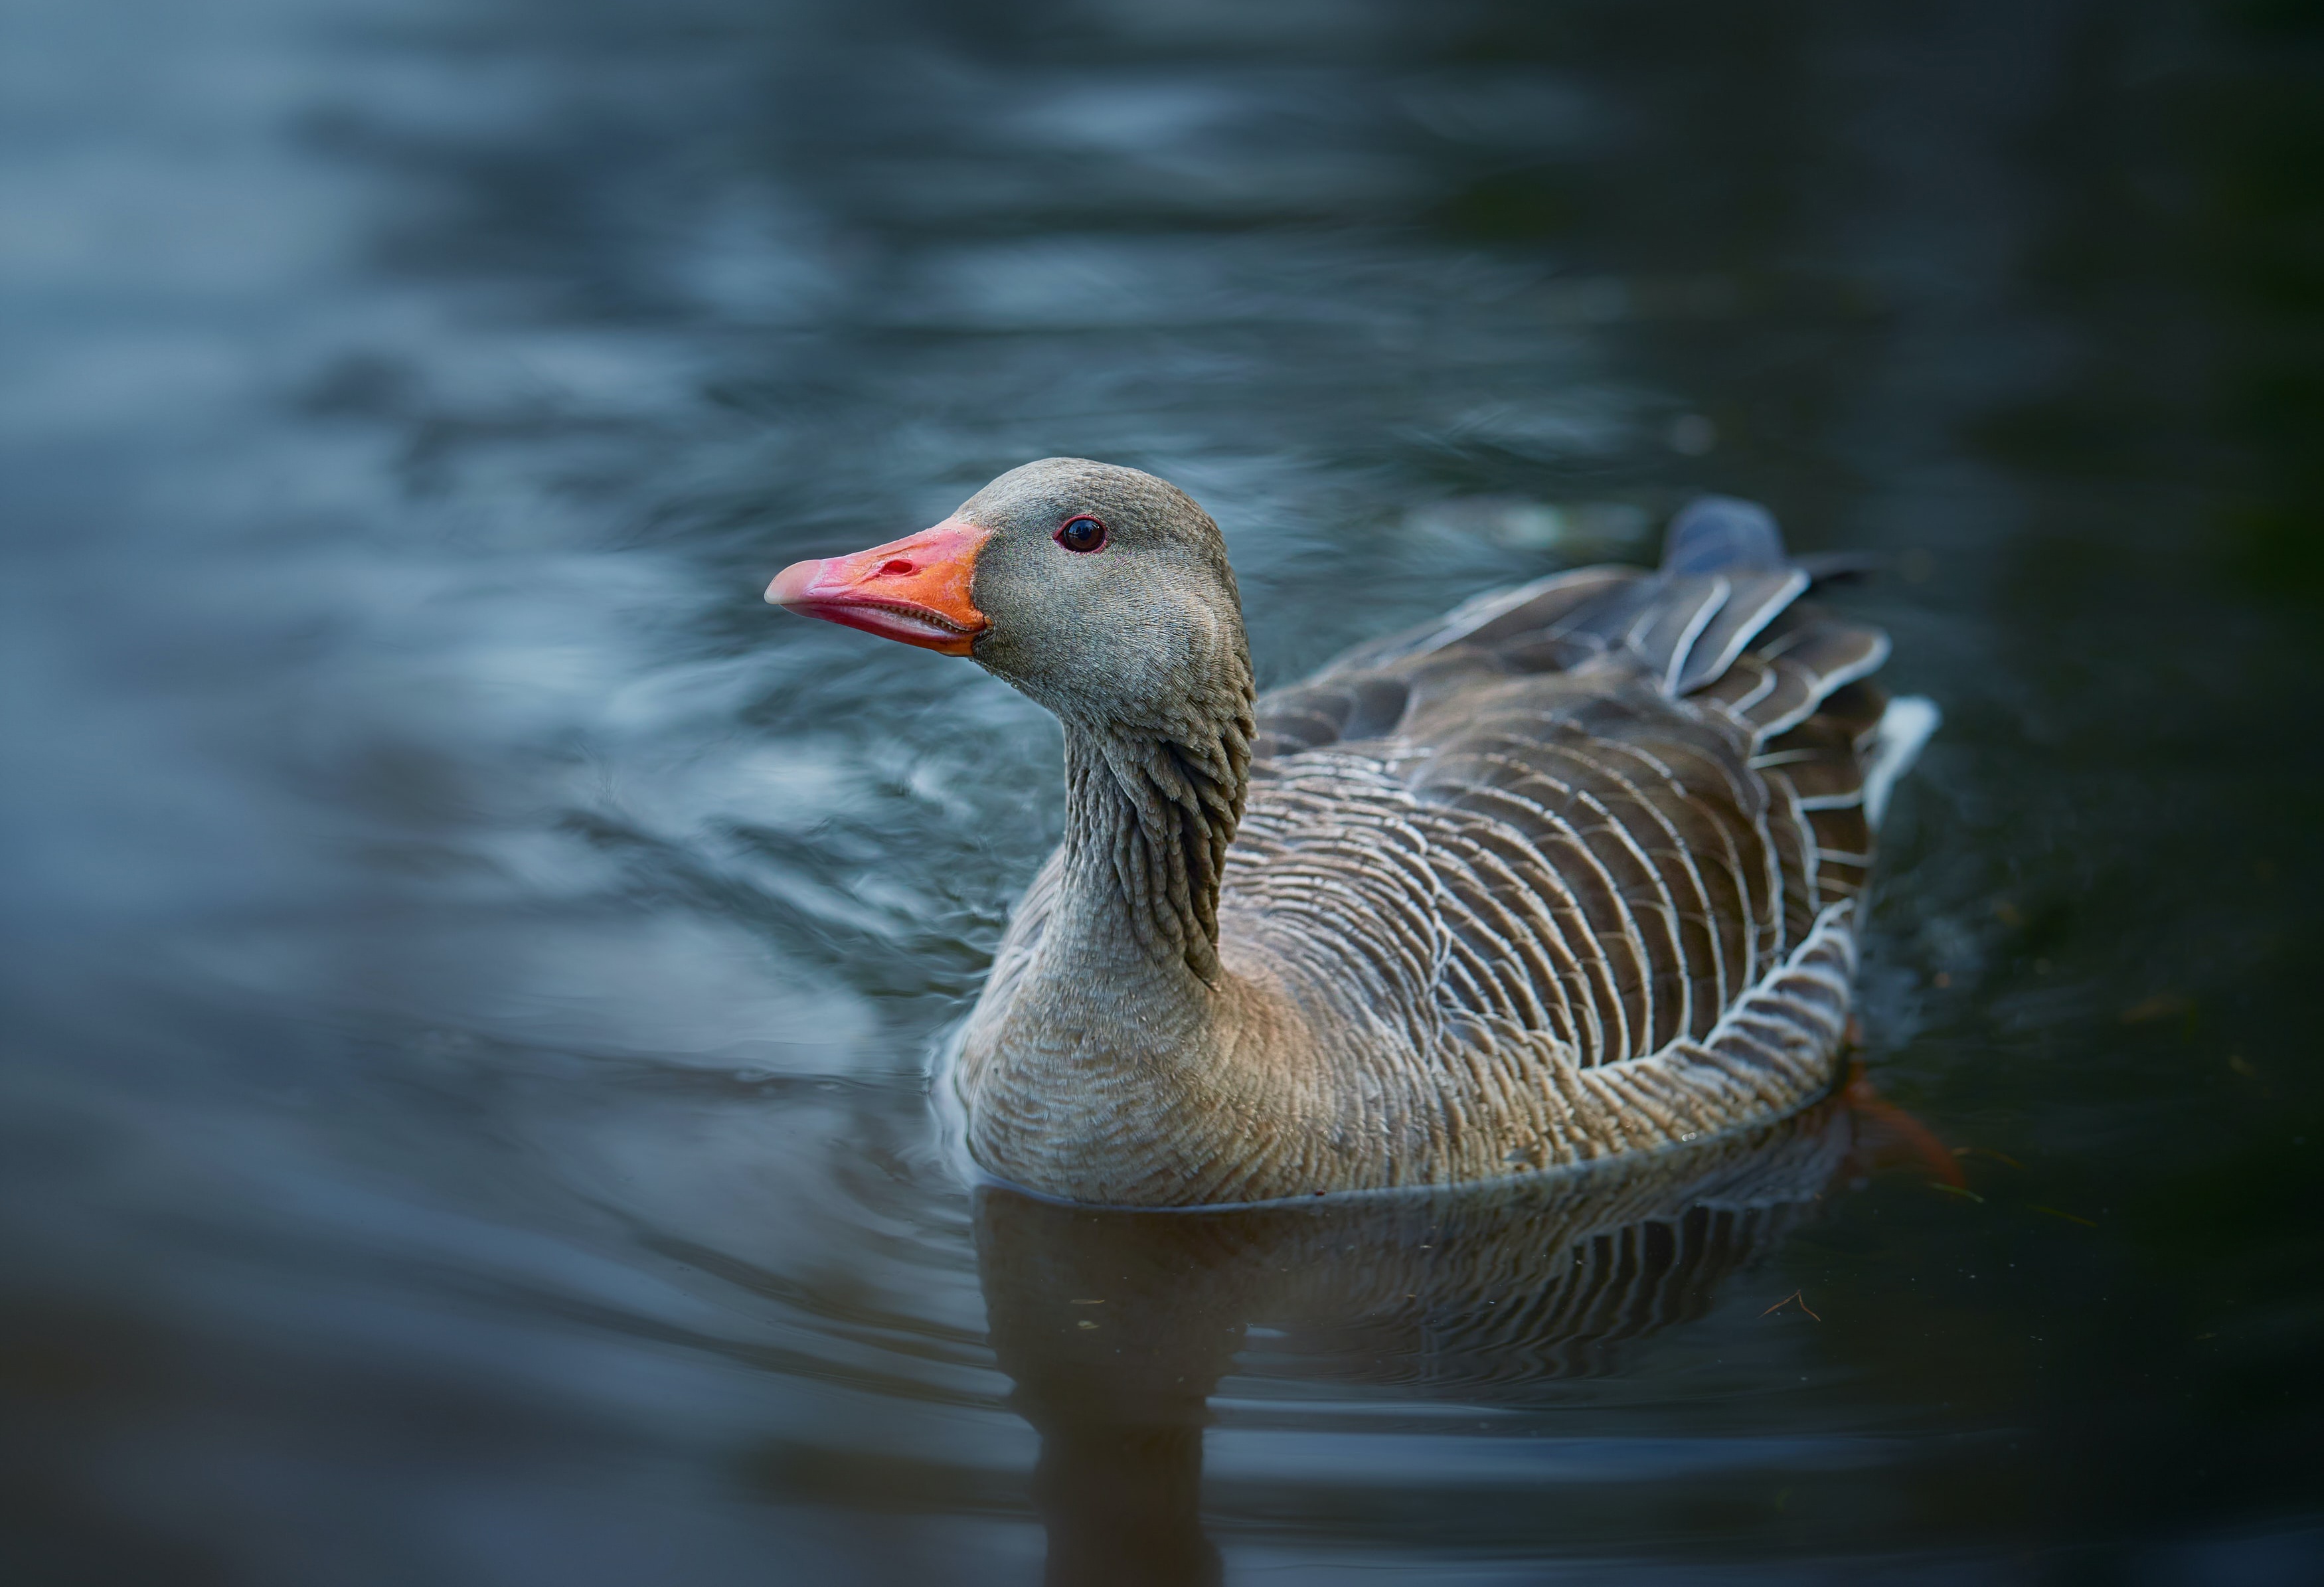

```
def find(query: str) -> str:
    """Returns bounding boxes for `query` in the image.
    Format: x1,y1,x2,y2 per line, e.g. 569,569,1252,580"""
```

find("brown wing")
1234,507,1891,1074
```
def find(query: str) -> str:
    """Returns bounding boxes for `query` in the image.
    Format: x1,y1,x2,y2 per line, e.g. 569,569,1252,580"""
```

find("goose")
766,458,1934,1207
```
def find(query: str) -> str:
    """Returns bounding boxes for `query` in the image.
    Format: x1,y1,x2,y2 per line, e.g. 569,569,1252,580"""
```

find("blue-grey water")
4,1,2321,1583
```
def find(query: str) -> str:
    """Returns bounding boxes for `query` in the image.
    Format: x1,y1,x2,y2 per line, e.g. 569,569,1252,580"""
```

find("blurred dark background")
3,1,2321,1583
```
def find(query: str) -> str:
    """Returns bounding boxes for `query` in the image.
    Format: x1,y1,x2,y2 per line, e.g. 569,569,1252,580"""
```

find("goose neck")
1051,703,1251,987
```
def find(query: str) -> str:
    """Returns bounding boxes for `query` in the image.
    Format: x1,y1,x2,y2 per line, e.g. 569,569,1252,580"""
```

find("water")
5,1,2321,1582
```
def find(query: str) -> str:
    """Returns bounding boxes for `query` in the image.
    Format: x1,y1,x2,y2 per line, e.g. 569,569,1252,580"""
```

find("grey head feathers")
958,457,1253,741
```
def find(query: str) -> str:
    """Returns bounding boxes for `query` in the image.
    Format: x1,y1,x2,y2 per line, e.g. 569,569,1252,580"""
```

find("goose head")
767,458,1250,732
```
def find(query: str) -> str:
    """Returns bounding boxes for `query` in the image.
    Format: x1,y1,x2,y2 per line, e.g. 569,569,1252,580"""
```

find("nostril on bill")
879,559,914,576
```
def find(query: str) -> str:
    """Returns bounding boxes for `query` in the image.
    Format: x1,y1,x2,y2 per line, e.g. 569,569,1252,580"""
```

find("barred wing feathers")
1227,499,1914,1161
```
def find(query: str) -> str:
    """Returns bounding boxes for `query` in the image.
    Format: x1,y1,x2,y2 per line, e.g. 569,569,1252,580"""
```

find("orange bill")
764,519,989,655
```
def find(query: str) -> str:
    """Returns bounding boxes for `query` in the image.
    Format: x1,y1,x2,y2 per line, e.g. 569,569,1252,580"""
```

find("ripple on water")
6,0,2322,1581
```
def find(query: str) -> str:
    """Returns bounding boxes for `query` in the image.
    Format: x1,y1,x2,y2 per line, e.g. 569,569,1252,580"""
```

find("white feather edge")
1863,695,1940,829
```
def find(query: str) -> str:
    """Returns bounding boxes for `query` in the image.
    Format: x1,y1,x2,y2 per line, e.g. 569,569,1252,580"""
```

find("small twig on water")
1760,1288,1822,1321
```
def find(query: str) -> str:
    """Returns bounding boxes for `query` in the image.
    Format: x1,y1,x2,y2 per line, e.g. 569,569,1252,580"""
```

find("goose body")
768,459,1926,1207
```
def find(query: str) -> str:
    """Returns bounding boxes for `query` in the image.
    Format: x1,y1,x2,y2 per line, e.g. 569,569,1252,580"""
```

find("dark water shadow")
975,1094,1894,1587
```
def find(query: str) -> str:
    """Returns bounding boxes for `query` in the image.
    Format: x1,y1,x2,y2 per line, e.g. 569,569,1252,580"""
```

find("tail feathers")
1320,496,1809,691
1661,495,1787,576
1328,495,1871,725
1637,496,1809,696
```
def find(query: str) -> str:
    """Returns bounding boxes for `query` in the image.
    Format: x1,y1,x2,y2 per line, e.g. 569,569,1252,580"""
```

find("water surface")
5,1,2321,1582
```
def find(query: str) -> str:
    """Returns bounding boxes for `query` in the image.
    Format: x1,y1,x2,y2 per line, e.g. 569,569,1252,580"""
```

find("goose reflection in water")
975,1084,1940,1587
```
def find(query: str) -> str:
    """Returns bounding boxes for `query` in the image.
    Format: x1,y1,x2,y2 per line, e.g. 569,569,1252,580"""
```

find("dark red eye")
1055,515,1108,553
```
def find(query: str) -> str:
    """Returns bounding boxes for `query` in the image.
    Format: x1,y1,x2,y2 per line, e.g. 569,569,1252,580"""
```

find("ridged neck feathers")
1054,679,1256,985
